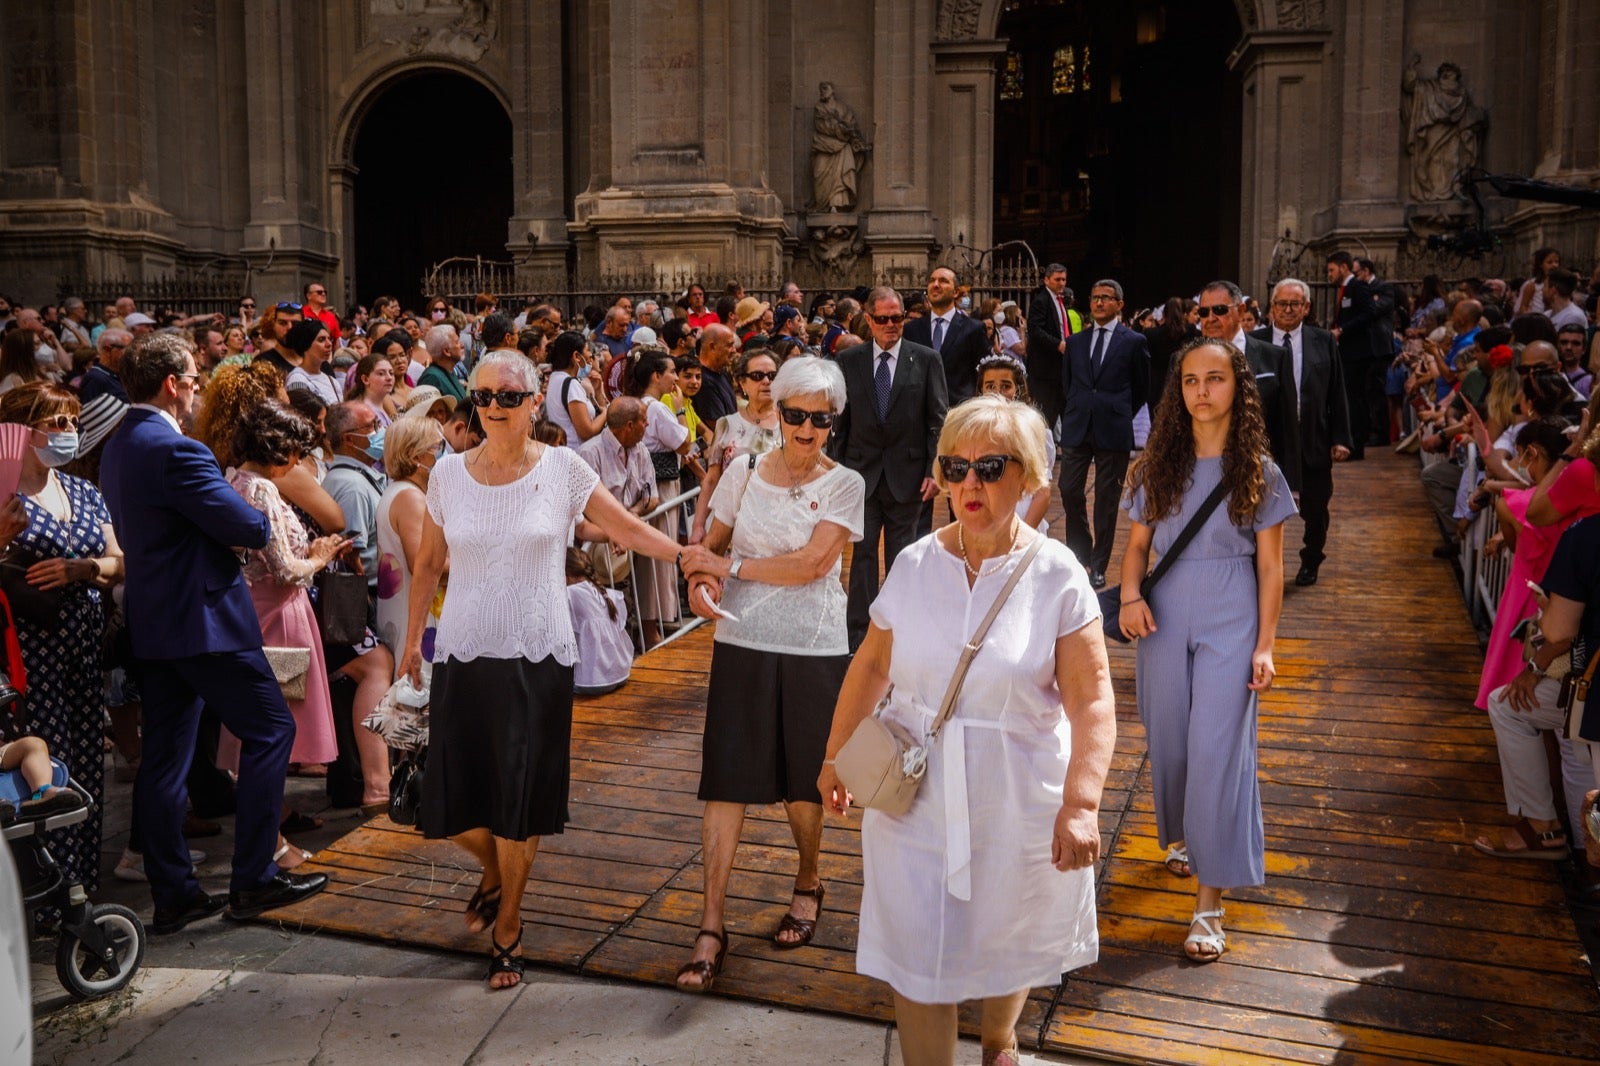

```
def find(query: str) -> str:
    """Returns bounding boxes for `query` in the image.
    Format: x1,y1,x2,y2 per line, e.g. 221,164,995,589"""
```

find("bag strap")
928,534,1045,740
1140,476,1231,598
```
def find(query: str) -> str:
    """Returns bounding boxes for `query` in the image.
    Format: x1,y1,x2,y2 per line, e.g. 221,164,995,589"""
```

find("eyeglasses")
743,370,778,383
870,314,907,325
276,302,302,313
34,415,78,432
778,404,835,429
937,454,1016,483
239,302,255,309
1089,294,1121,303
467,388,534,409
1271,300,1306,309
1194,304,1234,319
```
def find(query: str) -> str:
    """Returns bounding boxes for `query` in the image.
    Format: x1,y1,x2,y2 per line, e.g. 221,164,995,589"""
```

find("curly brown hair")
194,361,283,469
1125,338,1272,527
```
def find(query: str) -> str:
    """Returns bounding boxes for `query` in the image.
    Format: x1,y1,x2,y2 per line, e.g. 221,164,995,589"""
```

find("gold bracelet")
1120,596,1144,607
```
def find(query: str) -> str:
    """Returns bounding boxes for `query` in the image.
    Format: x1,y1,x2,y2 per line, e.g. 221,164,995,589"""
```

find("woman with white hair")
397,350,695,991
817,395,1116,1066
675,356,865,993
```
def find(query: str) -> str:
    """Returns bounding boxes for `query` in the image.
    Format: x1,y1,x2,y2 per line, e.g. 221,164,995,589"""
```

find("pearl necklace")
958,521,1020,579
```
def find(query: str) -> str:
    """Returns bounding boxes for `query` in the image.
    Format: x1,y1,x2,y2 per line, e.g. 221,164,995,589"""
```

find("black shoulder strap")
561,376,576,408
1140,476,1231,597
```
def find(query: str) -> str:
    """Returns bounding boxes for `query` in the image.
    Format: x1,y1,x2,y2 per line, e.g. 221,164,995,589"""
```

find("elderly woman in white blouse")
675,357,865,994
817,396,1117,1066
396,351,696,991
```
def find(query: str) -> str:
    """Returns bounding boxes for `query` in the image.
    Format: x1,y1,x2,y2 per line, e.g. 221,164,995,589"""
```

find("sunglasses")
239,302,255,309
743,370,778,382
778,405,834,429
34,414,78,432
1193,304,1234,319
467,388,534,409
870,314,907,325
937,454,1016,483
276,302,302,313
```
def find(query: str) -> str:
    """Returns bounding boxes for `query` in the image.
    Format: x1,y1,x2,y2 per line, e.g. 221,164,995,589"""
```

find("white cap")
123,312,156,327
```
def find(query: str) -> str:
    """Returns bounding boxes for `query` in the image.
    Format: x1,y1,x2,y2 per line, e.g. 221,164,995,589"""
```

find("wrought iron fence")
56,274,251,320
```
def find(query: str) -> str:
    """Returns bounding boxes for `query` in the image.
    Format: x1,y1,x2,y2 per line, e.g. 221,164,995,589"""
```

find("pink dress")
218,469,339,767
1474,484,1584,709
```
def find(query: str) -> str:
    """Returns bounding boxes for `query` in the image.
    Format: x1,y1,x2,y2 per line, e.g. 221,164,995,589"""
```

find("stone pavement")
29,767,1098,1065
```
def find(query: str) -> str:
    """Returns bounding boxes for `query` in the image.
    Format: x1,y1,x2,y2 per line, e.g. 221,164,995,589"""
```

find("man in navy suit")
1058,279,1150,587
903,266,991,403
101,333,327,934
831,286,949,648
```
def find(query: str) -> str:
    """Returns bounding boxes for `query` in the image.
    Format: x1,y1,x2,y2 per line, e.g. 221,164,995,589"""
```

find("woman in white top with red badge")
818,395,1117,1066
397,351,699,991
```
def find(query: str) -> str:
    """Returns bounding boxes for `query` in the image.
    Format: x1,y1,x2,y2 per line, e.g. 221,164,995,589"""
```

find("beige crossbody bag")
835,536,1044,814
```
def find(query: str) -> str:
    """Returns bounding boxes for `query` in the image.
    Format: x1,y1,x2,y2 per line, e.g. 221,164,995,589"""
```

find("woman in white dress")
818,395,1117,1066
688,349,782,543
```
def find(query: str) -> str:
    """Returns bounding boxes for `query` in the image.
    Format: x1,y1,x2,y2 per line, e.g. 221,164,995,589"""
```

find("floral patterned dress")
219,469,337,767
13,472,110,897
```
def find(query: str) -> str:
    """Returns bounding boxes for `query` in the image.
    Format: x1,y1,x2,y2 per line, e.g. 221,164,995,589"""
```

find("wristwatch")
728,557,743,580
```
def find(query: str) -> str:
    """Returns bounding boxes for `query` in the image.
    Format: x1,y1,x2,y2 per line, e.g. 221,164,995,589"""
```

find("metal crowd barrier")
614,485,709,652
1452,442,1508,632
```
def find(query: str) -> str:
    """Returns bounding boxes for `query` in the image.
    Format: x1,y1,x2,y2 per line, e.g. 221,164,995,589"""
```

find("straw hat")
399,384,457,419
732,296,770,330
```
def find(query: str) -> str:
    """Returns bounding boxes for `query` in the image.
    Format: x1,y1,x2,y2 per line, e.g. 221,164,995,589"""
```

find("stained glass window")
1000,52,1024,101
1052,46,1076,95
1080,45,1092,92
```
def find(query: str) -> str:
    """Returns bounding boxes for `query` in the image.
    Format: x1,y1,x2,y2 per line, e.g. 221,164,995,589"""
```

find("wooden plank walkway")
268,449,1600,1064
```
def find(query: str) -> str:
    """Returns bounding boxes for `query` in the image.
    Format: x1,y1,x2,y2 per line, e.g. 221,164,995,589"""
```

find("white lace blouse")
426,446,600,666
706,458,864,656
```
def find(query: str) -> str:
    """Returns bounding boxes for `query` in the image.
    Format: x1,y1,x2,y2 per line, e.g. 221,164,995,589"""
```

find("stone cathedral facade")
0,0,1593,307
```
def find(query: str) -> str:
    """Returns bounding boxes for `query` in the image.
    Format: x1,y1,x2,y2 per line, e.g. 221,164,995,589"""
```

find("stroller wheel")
55,902,145,1000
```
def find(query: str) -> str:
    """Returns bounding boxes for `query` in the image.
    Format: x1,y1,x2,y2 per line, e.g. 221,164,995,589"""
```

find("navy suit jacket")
100,408,271,660
903,311,990,403
830,340,949,503
1060,321,1150,452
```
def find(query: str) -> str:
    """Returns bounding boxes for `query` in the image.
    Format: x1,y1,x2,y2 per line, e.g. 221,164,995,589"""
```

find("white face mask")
992,312,1006,326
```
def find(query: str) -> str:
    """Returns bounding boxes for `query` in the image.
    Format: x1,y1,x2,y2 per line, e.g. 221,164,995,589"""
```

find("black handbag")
0,551,65,626
388,748,426,826
314,568,370,646
649,449,682,482
1101,478,1231,644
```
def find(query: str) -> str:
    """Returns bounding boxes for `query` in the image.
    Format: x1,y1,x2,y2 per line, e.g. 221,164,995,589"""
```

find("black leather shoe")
151,891,227,935
1294,566,1319,587
227,871,329,920
1089,570,1107,590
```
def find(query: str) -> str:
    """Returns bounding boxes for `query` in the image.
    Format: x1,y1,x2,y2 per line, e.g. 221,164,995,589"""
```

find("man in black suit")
1195,280,1302,492
903,266,990,403
831,286,949,648
1326,250,1388,458
1059,279,1150,588
1355,257,1400,446
1026,262,1080,432
1254,279,1352,586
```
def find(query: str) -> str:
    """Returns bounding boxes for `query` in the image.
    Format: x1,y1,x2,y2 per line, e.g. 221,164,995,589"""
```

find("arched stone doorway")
991,0,1245,304
348,70,513,308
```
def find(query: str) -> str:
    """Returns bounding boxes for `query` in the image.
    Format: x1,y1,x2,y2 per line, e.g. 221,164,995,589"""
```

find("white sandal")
274,838,315,870
1164,843,1191,877
1184,908,1226,963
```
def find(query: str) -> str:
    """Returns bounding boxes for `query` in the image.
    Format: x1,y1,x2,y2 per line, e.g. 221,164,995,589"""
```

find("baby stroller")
3,758,145,1000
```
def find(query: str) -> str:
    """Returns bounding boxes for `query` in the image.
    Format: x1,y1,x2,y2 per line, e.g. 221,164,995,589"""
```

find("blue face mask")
34,431,78,468
358,427,386,462
576,363,591,380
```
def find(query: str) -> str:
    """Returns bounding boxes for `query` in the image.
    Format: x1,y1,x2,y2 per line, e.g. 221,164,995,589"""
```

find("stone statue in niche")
1403,55,1487,202
810,82,870,213
385,0,497,61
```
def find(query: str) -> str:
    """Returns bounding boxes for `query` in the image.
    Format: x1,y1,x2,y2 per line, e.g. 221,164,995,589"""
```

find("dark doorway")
993,1,1244,308
352,71,513,310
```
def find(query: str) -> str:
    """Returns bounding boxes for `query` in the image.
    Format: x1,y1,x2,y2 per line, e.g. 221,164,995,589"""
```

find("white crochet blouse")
426,446,599,666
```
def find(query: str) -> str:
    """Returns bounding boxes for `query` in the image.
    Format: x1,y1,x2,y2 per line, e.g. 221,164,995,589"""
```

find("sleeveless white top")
426,446,599,665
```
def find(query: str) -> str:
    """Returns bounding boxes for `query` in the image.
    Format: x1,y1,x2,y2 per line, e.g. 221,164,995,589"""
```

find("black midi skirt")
420,655,575,841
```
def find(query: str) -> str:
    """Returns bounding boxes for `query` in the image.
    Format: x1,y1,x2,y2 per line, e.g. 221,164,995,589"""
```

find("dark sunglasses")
778,405,834,429
276,302,302,313
34,414,78,432
239,301,256,308
468,389,534,409
742,369,778,382
870,313,907,325
937,454,1016,483
1193,303,1233,319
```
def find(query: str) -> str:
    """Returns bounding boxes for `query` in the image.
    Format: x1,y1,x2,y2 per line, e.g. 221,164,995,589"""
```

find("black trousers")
1299,462,1334,569
848,480,924,646
1058,443,1130,576
1343,359,1389,453
1032,376,1065,438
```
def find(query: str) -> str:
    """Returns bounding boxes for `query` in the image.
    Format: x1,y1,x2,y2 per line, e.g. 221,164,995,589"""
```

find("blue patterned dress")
14,472,110,896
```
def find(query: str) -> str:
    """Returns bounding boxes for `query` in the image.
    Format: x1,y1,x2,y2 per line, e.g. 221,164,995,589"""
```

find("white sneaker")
113,846,208,883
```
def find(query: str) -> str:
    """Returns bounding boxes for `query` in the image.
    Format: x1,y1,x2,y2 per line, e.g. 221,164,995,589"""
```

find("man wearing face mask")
322,402,387,591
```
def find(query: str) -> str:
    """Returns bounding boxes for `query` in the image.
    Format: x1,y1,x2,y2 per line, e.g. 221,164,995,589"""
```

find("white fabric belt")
901,698,1006,903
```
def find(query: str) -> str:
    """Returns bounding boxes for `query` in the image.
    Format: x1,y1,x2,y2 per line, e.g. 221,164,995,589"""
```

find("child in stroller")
0,733,85,823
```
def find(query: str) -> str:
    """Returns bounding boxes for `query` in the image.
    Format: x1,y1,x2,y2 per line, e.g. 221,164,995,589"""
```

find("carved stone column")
506,1,569,272
864,0,937,272
929,38,1006,258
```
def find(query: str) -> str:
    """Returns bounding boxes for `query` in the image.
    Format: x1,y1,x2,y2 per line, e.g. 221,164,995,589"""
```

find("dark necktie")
1281,331,1300,414
932,316,948,352
1091,327,1107,374
875,352,892,420
1054,294,1069,336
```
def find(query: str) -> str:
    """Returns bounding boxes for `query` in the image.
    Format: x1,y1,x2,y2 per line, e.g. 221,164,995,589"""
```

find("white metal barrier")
1452,442,1508,632
596,484,709,653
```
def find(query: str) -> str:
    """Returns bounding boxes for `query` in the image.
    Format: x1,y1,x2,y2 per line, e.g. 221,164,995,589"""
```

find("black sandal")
773,883,825,950
487,922,525,989
675,928,728,993
465,883,502,933
281,809,323,832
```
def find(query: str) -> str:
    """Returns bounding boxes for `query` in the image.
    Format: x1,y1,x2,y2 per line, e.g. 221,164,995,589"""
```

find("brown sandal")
773,882,825,950
675,928,728,993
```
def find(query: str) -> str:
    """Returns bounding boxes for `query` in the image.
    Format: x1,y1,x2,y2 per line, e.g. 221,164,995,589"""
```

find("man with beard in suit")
831,287,949,649
1254,279,1352,586
904,266,990,404
1327,250,1388,458
1195,280,1302,492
